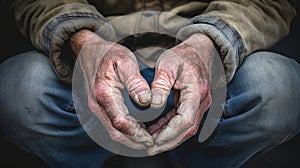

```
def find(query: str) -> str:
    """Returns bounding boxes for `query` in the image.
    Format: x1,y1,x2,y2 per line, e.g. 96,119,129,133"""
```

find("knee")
236,51,300,102
239,52,300,141
0,51,59,139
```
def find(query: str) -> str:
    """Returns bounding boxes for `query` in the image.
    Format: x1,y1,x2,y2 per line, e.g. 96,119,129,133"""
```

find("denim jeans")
1,50,300,168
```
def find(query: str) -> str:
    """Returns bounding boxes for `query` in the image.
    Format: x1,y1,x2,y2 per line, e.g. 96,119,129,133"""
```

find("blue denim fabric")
1,50,300,168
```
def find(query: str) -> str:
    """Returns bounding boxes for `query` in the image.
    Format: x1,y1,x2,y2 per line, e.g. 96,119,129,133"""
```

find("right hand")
70,29,154,149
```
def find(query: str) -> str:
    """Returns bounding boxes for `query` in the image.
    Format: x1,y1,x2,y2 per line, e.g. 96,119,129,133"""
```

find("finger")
98,104,150,150
109,111,154,147
86,89,149,150
150,58,178,109
148,94,212,155
147,109,177,135
147,89,180,135
139,122,147,129
116,53,152,107
148,125,196,156
152,79,209,145
94,80,154,147
147,123,198,156
86,83,150,150
172,89,180,109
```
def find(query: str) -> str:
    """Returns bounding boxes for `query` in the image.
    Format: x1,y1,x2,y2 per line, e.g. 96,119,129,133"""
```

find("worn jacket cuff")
177,16,244,83
41,12,116,85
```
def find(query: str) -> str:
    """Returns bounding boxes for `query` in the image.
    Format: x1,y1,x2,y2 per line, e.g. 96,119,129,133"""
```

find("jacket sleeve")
177,0,296,84
8,0,115,85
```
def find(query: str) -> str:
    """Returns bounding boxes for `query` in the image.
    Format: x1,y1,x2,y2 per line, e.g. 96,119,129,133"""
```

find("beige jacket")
6,0,296,85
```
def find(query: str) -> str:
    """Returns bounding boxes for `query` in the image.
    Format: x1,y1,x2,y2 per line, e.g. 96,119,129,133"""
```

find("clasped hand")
71,30,215,155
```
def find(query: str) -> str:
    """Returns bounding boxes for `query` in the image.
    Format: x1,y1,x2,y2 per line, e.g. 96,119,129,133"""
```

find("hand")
70,30,154,149
147,33,216,155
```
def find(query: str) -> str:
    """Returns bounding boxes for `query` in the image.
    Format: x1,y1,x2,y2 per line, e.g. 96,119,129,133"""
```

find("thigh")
0,51,111,167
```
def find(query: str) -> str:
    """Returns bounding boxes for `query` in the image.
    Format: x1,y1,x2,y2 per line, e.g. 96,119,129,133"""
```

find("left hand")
147,33,217,155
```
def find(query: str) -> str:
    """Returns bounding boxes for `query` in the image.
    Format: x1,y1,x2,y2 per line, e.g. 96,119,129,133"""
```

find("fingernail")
137,91,151,104
152,94,163,105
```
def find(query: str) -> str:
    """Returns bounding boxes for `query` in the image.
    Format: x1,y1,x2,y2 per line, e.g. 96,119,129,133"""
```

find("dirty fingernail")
137,91,151,104
152,94,163,105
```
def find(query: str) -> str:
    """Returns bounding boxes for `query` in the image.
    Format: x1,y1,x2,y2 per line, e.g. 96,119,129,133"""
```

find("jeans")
1,50,300,168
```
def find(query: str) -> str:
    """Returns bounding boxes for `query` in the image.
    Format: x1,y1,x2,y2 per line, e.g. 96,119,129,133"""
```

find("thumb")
117,56,152,107
151,66,176,109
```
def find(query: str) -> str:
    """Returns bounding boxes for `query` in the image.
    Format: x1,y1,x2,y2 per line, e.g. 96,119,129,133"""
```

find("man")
0,0,299,167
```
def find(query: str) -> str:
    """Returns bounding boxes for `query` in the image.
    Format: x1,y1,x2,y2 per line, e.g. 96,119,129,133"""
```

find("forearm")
70,29,105,55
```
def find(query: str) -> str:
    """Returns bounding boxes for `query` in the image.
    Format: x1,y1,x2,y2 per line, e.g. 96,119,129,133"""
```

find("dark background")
1,1,299,168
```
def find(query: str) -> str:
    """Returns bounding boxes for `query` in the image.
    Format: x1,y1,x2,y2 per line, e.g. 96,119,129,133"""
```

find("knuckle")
186,126,198,138
88,101,98,112
185,119,195,128
152,71,174,90
112,46,133,60
200,87,212,106
198,82,211,97
111,116,127,130
94,80,107,94
94,84,113,105
110,116,135,136
180,116,195,129
126,74,147,93
87,95,99,112
108,130,123,142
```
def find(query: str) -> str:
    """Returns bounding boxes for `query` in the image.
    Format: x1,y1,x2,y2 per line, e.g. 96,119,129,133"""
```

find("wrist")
70,29,104,55
184,33,217,76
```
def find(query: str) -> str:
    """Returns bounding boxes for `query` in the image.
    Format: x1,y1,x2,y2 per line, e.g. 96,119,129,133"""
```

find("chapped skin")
71,30,216,155
71,30,154,149
147,35,214,155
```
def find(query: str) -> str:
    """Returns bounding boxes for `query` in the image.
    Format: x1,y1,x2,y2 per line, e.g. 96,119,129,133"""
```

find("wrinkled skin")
146,33,214,155
70,30,154,149
71,30,215,154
